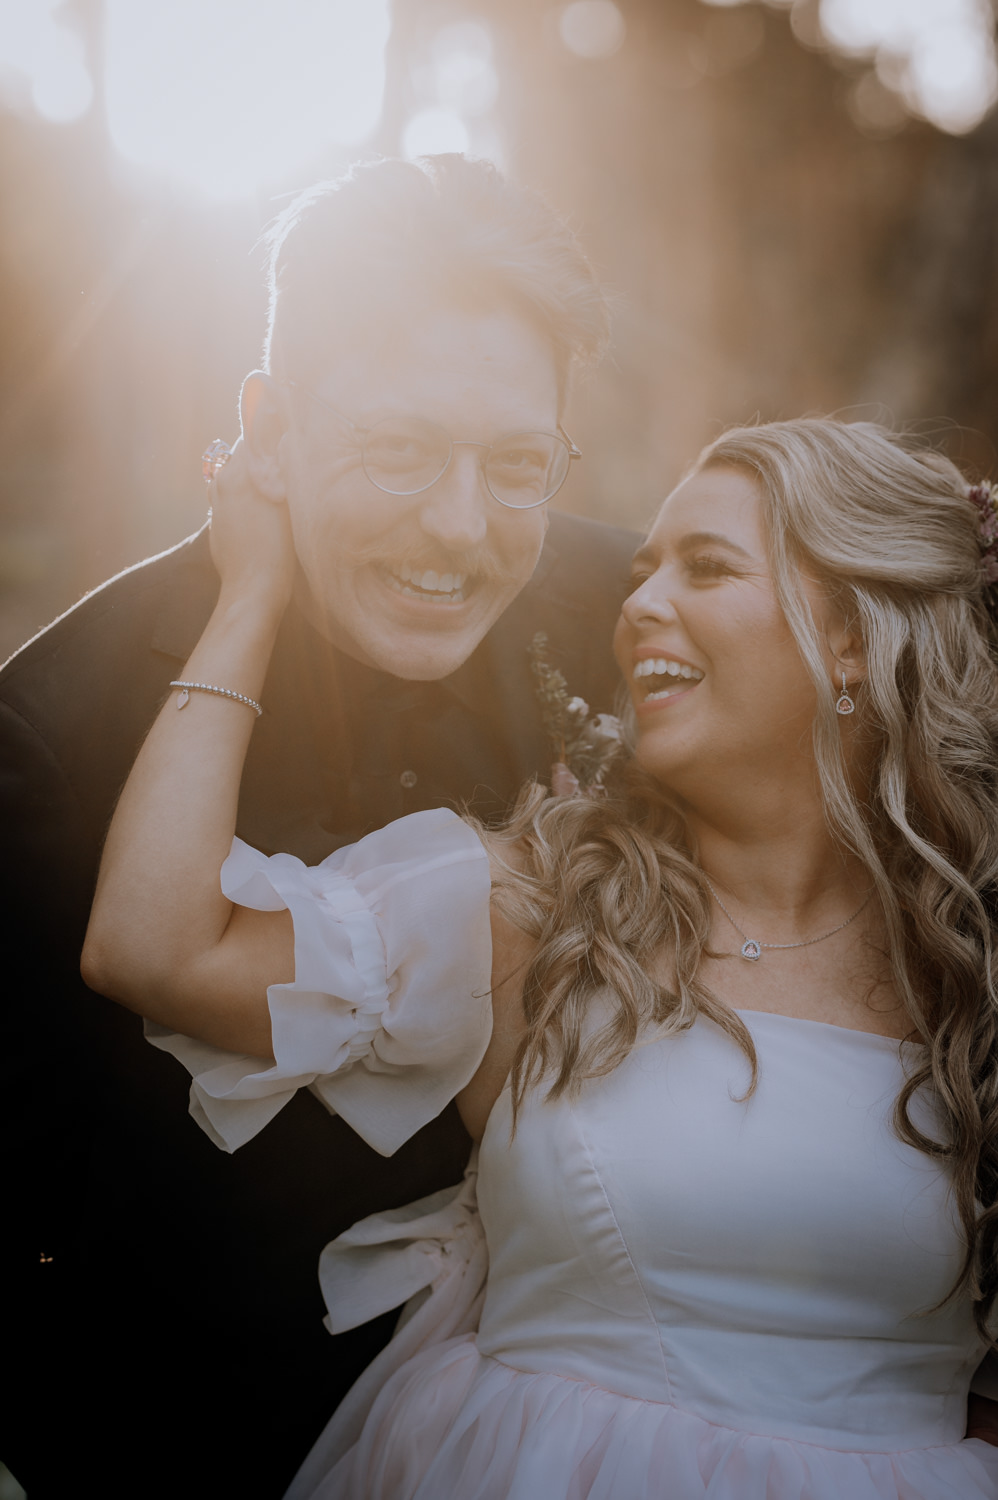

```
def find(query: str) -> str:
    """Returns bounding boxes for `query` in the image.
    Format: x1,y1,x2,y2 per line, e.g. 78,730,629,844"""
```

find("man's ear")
239,371,288,502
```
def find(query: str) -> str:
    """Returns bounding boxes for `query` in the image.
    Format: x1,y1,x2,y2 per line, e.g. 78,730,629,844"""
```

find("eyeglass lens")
362,417,570,508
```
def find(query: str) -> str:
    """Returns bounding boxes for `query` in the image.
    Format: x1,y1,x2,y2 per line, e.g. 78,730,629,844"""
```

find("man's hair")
262,154,609,402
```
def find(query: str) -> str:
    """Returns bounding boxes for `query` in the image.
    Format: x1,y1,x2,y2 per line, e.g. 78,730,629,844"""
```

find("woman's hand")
209,438,296,620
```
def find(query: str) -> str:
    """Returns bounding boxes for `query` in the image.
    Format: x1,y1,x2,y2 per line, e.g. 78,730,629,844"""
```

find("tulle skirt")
289,1334,998,1500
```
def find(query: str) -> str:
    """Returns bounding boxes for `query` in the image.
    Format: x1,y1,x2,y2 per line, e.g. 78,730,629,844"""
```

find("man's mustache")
335,537,526,588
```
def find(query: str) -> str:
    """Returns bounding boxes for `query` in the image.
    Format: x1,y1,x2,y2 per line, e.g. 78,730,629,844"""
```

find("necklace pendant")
740,939,762,961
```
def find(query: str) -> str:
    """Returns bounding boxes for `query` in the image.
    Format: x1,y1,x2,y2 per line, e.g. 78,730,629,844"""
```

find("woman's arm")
82,444,296,1055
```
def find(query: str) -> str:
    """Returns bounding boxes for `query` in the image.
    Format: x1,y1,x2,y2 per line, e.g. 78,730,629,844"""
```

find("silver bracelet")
169,681,263,717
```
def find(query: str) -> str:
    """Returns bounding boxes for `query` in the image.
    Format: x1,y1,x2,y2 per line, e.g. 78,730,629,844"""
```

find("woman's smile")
614,464,832,788
630,650,705,708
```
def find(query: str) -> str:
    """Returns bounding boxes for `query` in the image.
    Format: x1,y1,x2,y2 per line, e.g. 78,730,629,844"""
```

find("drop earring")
835,671,855,716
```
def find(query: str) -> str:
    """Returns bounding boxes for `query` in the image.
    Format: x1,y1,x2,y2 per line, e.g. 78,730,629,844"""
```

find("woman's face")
614,464,838,801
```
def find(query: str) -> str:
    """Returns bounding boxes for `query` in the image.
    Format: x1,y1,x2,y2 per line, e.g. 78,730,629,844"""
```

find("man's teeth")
389,563,467,602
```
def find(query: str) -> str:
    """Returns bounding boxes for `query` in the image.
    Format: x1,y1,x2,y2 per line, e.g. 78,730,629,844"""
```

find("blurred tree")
1,0,997,657
460,0,998,522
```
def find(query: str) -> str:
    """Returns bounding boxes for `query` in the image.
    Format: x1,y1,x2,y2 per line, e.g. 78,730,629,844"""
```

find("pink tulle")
303,1337,998,1500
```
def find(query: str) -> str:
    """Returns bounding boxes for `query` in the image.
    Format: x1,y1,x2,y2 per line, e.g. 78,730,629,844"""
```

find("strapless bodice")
477,1010,983,1452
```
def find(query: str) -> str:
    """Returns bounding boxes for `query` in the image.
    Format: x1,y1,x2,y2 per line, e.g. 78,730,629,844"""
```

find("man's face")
276,305,558,680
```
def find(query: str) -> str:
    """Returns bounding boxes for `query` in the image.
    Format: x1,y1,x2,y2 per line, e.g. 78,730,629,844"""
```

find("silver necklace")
703,877,873,962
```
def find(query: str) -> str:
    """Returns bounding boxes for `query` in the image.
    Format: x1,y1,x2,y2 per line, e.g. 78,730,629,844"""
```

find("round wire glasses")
284,380,581,510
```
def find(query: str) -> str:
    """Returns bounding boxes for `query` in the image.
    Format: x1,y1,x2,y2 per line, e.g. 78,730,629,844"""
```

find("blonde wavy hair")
488,417,998,1338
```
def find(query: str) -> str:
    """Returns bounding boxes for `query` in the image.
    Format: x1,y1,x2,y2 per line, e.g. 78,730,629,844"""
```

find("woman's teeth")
386,563,467,603
632,657,703,700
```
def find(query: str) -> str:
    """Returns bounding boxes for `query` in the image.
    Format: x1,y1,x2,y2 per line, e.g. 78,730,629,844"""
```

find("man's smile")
382,562,469,604
282,305,554,676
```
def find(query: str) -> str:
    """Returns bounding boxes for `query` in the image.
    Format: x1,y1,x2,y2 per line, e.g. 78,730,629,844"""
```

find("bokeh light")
401,20,500,165
819,0,998,134
402,106,470,158
698,0,998,135
431,22,498,116
847,70,909,136
104,0,390,199
0,0,93,123
559,2,626,61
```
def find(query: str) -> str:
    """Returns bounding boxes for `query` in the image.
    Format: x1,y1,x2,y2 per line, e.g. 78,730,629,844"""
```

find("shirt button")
399,769,418,789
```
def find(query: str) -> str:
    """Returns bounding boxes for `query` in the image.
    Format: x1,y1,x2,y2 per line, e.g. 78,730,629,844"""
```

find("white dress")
149,809,998,1500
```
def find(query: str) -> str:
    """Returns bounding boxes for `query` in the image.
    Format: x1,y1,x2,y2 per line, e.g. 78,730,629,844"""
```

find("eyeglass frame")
281,379,581,510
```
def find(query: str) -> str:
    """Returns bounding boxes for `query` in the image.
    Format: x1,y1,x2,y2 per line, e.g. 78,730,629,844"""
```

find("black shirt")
0,509,637,1498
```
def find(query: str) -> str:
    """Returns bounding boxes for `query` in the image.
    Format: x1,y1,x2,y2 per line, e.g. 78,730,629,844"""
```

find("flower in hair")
967,481,998,586
529,632,623,796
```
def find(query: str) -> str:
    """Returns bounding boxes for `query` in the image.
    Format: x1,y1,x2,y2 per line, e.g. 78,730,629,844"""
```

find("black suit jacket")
0,509,637,1498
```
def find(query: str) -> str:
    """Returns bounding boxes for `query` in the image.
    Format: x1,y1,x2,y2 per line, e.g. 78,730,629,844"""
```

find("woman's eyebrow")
630,532,754,569
679,530,753,558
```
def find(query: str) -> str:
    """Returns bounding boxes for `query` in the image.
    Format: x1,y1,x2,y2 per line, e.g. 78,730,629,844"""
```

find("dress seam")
574,1111,675,1404
481,1353,971,1456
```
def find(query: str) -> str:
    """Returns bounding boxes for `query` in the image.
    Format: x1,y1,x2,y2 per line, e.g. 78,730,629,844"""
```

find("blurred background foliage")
2,0,998,661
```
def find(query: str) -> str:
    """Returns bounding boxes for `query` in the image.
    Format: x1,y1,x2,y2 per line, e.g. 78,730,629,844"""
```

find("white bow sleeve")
145,807,493,1156
284,1150,488,1498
